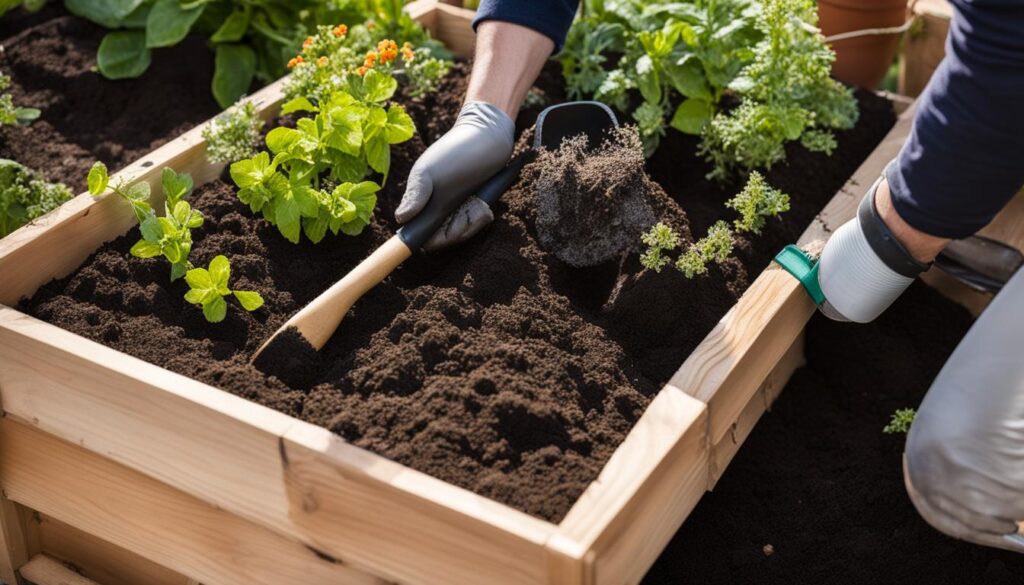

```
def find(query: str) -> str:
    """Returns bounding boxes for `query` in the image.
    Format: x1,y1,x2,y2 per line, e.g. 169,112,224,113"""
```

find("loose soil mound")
21,63,895,522
0,10,221,192
645,283,1024,584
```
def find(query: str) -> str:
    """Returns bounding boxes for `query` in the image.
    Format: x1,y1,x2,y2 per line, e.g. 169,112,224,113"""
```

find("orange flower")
332,24,348,37
317,56,329,67
287,55,305,68
401,44,414,61
356,66,368,76
303,36,314,49
376,40,398,64
364,51,378,66
366,19,376,31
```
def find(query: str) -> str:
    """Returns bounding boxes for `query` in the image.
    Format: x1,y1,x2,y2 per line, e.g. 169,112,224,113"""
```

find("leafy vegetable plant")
699,0,858,180
0,159,72,237
560,0,760,154
883,408,916,434
88,163,205,280
0,73,40,127
184,254,263,322
0,0,45,18
231,64,414,244
202,101,265,164
640,172,790,277
284,20,450,105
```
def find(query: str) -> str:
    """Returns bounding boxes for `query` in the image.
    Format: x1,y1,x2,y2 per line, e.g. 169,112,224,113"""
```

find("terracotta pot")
818,0,908,89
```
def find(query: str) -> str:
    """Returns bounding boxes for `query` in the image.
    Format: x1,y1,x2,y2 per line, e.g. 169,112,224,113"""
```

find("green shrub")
0,159,72,237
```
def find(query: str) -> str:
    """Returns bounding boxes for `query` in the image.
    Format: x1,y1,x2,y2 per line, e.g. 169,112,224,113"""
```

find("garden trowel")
252,101,618,364
933,235,1024,294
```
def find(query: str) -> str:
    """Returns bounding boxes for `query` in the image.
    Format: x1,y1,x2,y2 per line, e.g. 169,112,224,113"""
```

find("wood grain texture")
899,0,951,98
37,515,192,585
0,418,388,585
1,496,37,585
554,388,708,585
432,3,477,58
18,555,99,585
0,78,288,307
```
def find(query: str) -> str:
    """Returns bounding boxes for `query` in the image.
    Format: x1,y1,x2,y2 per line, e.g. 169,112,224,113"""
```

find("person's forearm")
465,21,554,120
875,178,950,263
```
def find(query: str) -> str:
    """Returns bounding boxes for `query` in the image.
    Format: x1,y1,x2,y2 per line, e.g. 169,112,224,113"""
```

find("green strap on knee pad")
774,245,826,305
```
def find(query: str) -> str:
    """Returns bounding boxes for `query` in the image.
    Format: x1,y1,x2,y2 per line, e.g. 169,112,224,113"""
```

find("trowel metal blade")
934,235,1024,294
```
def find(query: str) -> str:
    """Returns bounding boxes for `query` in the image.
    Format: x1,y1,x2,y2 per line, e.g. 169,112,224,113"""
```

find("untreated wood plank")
553,388,708,585
18,555,99,585
432,3,477,58
0,418,387,585
1,496,38,585
37,515,191,585
899,0,951,98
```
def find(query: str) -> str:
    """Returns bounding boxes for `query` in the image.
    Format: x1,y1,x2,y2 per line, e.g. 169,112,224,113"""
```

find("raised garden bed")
1,2,912,584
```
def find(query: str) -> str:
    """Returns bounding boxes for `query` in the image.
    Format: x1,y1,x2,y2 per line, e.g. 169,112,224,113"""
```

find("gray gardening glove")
817,174,928,323
904,266,1024,553
395,100,515,252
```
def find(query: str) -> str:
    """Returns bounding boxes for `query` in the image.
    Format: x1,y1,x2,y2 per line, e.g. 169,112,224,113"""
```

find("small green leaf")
139,214,162,242
281,96,318,115
210,6,249,43
208,255,231,290
87,162,109,196
97,31,152,79
170,261,188,281
229,152,270,189
383,106,414,144
145,0,204,48
14,108,40,126
212,44,256,109
65,0,145,27
185,267,214,292
130,239,162,258
361,69,397,103
670,98,713,135
125,181,151,202
364,136,390,177
203,295,227,323
266,127,304,155
162,168,193,204
233,290,264,311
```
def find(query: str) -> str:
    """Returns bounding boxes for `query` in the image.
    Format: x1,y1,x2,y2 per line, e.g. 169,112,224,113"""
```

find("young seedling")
726,170,791,235
640,222,680,273
0,158,72,237
130,168,204,281
883,408,917,434
202,101,265,164
676,221,735,278
87,161,152,222
184,255,264,323
0,73,40,127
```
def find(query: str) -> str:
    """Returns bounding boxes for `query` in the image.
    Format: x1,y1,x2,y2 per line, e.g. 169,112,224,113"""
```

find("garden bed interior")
0,3,915,585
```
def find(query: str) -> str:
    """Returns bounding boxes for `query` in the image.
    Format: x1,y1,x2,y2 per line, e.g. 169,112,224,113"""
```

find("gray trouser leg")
904,267,1024,553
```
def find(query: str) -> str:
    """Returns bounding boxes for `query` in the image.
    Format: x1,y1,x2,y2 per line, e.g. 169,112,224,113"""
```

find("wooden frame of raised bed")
0,3,916,584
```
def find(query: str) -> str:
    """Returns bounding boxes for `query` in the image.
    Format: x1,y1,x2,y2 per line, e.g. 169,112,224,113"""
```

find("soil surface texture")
644,283,1024,584
0,8,221,192
22,63,895,522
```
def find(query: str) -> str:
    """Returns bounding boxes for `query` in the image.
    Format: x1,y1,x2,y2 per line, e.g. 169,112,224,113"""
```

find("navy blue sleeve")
887,0,1024,239
472,0,579,52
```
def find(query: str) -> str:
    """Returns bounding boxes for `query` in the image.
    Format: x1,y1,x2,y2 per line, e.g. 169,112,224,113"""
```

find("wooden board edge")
1,495,38,585
18,555,101,585
552,387,709,585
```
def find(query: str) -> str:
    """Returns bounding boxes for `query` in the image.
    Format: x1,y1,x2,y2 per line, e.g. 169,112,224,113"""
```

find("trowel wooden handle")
278,235,412,351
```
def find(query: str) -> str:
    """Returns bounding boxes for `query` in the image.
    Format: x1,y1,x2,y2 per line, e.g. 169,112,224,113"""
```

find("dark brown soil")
0,9,221,192
20,63,896,522
644,283,1024,584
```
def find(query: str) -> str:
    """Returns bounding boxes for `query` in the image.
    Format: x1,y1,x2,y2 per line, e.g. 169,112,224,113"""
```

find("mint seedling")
87,161,152,222
0,73,40,127
130,168,204,281
726,171,791,235
184,255,264,323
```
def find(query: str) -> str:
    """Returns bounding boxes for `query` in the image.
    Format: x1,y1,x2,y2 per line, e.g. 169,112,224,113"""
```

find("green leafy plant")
699,0,858,180
0,0,46,17
559,0,760,154
883,408,917,434
202,101,265,164
88,163,204,280
284,22,449,105
0,73,40,127
640,172,789,277
725,170,790,234
87,161,152,222
231,67,414,243
184,254,264,322
0,159,73,238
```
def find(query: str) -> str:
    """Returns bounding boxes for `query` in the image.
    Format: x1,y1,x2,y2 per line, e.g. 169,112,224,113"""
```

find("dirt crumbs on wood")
22,65,896,522
644,283,1024,584
0,11,221,192
532,126,656,267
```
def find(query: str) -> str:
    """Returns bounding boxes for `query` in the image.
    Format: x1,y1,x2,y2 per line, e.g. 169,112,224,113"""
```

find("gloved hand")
395,100,515,252
817,175,930,323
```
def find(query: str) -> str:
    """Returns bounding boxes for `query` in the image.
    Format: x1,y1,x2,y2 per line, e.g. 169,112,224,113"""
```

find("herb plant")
202,101,265,164
184,254,264,322
0,0,46,17
87,161,152,222
699,0,858,180
231,64,414,244
640,172,790,277
0,73,40,127
883,408,916,434
0,159,73,238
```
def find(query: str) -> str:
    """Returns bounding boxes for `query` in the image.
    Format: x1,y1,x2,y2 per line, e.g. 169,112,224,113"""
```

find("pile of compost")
0,9,221,192
21,63,896,521
645,283,1024,584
